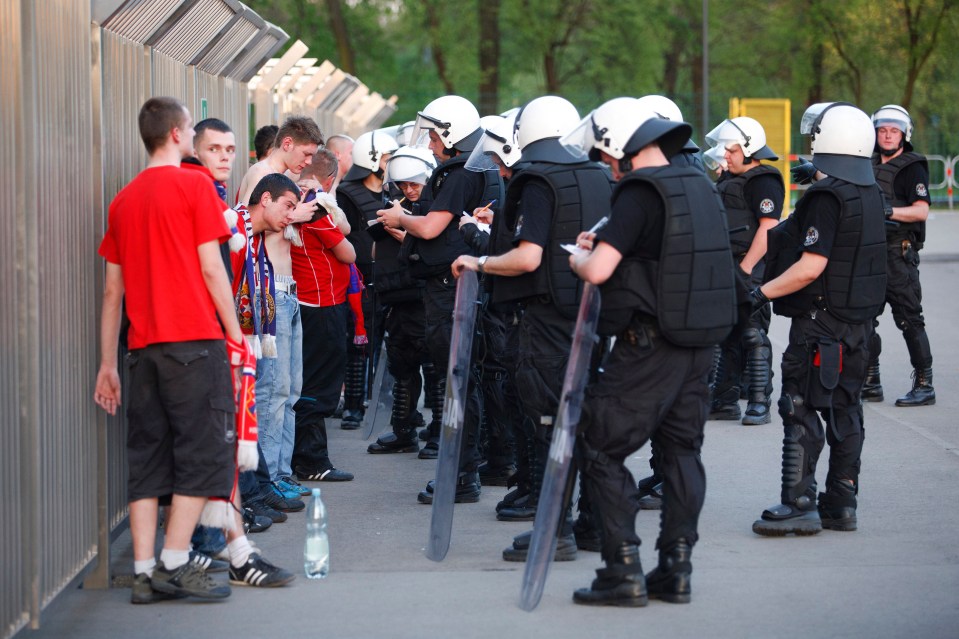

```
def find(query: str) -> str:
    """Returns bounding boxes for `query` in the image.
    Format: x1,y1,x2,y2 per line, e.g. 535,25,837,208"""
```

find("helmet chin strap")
880,140,903,157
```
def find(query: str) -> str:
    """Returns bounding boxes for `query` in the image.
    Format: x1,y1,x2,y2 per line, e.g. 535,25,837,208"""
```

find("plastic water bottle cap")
312,488,321,498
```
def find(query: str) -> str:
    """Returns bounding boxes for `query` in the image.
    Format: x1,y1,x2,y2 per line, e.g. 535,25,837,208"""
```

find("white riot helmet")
394,121,416,147
562,97,691,173
638,94,699,154
514,96,580,150
413,95,482,156
705,116,778,161
343,129,398,181
872,104,914,153
384,146,436,186
800,102,875,186
466,112,522,172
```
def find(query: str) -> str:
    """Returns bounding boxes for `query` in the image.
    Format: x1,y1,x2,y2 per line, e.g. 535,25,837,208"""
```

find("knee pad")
742,327,765,350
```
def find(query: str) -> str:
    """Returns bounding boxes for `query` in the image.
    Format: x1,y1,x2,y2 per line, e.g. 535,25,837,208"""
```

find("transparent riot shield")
363,341,394,440
426,270,480,562
519,283,601,610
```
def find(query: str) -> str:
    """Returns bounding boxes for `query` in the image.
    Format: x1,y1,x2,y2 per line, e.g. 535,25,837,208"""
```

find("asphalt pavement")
22,211,959,639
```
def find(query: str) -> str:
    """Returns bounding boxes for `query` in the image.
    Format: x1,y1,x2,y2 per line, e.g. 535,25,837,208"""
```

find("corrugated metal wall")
1,1,279,636
2,2,99,636
1,1,27,636
32,0,100,609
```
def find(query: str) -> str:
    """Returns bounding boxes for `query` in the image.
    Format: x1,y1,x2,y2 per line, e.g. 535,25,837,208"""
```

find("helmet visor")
702,145,728,172
560,112,614,161
412,112,450,151
801,103,834,135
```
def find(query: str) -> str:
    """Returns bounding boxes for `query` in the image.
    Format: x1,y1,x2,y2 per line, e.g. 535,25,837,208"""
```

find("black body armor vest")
873,151,928,245
406,156,503,278
491,162,611,318
599,166,737,347
716,164,784,255
337,180,386,271
767,177,887,323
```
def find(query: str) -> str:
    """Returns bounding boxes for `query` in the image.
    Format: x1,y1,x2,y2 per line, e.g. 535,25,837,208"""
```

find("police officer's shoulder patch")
514,214,524,237
759,198,775,214
804,226,819,247
916,183,928,197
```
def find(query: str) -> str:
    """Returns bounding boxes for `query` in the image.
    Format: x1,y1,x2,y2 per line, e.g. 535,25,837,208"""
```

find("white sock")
159,548,190,570
228,536,254,568
134,558,156,577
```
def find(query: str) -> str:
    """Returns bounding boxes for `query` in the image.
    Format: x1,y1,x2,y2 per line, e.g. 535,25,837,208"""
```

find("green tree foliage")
245,0,959,154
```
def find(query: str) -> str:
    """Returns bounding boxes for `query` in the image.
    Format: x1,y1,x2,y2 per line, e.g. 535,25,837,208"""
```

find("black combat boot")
573,543,647,607
341,351,366,429
818,479,858,531
645,538,693,604
742,330,772,425
503,513,577,562
497,439,545,521
708,386,741,421
418,372,445,459
753,422,822,536
416,471,481,504
861,361,883,402
895,367,935,407
367,378,419,454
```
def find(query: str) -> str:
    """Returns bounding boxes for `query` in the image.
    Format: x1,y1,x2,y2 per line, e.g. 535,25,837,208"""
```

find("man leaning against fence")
93,96,251,604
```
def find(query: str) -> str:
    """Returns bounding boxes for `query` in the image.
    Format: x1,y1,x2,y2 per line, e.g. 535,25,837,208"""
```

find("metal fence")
2,1,287,636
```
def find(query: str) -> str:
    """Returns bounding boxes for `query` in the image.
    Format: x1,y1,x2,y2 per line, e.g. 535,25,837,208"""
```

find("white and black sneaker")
189,550,230,573
229,553,295,588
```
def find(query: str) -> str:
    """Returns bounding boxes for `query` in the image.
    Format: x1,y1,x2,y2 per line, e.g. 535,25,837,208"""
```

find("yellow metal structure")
730,98,791,214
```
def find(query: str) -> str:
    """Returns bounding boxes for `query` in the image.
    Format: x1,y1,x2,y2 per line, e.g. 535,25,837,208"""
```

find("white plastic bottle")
304,488,330,579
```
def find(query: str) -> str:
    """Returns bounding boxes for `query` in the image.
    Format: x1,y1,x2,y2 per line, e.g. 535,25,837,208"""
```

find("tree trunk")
478,0,501,115
324,0,355,74
423,0,456,94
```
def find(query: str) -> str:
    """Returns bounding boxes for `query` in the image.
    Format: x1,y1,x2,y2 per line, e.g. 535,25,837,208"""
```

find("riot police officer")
366,146,437,454
454,95,611,559
337,130,398,429
864,105,935,406
752,102,886,537
631,95,708,512
704,116,784,425
566,98,737,606
378,95,503,502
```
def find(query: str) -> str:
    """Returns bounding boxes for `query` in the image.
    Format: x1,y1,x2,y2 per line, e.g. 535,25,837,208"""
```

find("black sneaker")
244,497,287,523
150,561,231,599
189,550,229,573
242,506,273,533
296,467,354,482
229,553,296,588
262,487,306,512
130,573,186,604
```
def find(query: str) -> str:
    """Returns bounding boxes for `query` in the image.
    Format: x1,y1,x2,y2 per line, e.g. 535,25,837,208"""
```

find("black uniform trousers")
292,302,348,474
423,274,482,472
778,310,868,506
477,302,523,463
579,316,712,562
868,238,932,369
514,301,575,442
714,261,773,396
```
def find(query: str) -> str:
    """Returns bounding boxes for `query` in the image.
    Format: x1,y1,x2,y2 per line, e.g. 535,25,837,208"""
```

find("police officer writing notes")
566,99,737,606
752,103,886,537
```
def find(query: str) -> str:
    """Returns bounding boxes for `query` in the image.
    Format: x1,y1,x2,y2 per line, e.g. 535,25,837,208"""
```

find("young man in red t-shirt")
94,97,250,603
289,179,357,482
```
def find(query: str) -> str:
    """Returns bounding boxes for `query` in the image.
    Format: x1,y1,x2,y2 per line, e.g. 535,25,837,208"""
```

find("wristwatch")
478,255,488,274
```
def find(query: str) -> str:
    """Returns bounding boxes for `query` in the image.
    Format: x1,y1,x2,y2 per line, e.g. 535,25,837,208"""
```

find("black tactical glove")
749,286,770,312
791,160,817,185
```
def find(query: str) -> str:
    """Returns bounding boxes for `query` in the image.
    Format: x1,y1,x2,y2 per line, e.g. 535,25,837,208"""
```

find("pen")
587,216,609,234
